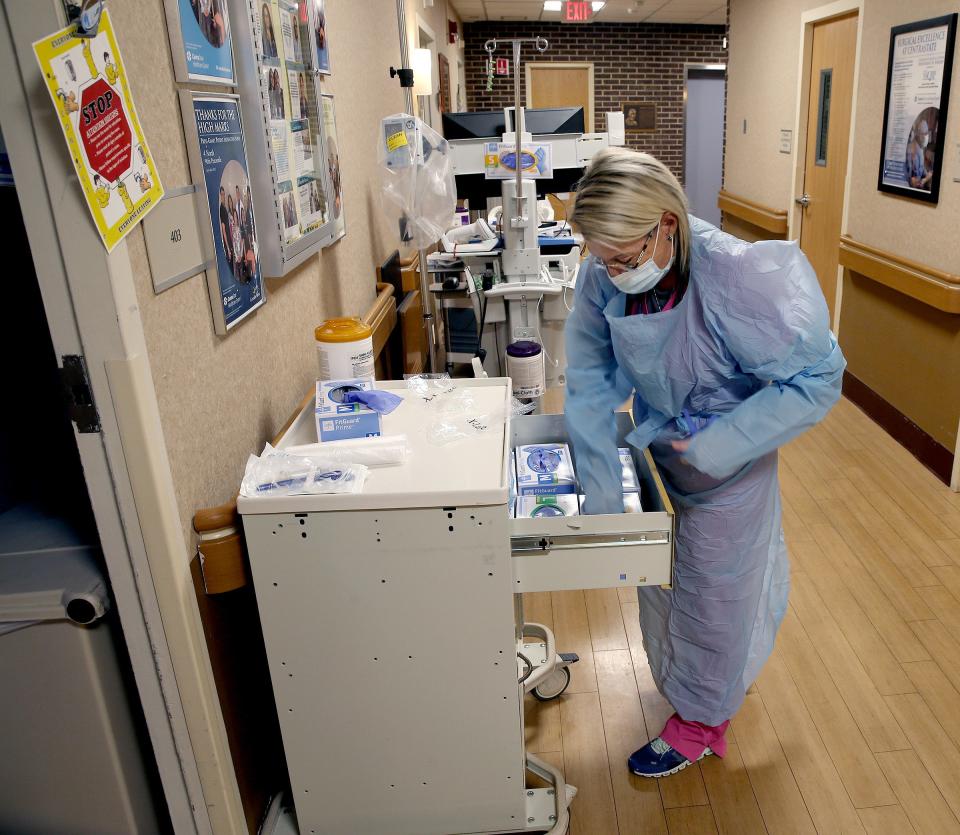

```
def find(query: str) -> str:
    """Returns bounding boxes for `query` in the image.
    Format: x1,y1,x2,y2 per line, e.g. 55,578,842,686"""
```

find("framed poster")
878,14,957,203
622,101,656,131
33,8,164,252
321,93,344,241
438,53,451,114
230,0,339,275
180,92,265,334
308,0,330,75
164,0,235,85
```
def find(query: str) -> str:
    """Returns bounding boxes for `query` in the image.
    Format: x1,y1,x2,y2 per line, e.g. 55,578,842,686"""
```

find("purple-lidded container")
507,341,545,399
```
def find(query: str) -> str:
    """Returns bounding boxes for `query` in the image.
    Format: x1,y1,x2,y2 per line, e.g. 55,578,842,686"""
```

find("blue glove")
342,389,403,415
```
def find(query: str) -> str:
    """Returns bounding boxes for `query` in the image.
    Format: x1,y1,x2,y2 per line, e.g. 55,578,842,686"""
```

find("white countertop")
237,379,512,515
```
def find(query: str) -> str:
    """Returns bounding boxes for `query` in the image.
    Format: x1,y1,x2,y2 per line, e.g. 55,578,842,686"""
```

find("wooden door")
798,13,858,324
527,64,593,131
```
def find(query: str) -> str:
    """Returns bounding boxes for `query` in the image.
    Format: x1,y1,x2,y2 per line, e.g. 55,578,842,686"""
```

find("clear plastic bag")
424,405,508,446
405,374,460,407
240,445,369,497
378,114,457,249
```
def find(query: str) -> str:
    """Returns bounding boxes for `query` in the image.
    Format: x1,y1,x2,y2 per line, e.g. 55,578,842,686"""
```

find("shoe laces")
649,737,672,755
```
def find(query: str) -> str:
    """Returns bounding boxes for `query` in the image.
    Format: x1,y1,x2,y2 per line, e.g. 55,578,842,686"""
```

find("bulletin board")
228,0,341,277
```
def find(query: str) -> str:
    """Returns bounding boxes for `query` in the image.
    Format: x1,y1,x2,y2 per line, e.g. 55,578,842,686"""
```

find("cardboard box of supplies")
619,448,640,493
515,495,580,518
315,378,383,442
515,443,577,495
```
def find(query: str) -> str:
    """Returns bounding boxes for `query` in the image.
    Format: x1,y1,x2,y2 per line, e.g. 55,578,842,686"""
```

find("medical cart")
238,379,675,835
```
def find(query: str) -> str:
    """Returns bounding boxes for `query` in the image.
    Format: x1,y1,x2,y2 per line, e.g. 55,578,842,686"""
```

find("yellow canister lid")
314,317,373,343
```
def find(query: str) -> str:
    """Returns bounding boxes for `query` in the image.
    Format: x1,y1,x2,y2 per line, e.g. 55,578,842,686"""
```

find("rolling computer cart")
238,378,674,835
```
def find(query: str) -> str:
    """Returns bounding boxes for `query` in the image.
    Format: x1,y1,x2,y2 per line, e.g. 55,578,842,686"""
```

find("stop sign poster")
34,9,163,252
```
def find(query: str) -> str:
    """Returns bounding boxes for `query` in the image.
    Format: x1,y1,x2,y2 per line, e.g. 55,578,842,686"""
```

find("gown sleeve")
563,263,635,514
683,240,846,480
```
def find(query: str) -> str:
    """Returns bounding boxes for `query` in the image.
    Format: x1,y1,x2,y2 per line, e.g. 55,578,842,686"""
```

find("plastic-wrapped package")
515,495,580,518
240,445,369,497
516,444,577,495
619,448,640,493
378,114,456,249
285,435,411,468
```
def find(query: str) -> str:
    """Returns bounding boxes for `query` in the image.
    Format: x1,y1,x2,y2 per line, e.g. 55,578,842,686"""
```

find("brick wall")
463,20,726,184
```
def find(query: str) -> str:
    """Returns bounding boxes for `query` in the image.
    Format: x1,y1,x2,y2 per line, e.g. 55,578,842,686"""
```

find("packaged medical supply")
516,443,577,495
620,448,640,493
240,445,368,498
315,378,383,442
285,435,410,468
315,318,375,381
509,450,518,505
515,495,580,519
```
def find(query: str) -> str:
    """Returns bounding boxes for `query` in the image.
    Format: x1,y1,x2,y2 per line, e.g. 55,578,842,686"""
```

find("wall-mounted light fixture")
412,47,435,97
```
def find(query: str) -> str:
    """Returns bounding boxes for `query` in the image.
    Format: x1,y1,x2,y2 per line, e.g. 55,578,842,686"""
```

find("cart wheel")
532,666,571,701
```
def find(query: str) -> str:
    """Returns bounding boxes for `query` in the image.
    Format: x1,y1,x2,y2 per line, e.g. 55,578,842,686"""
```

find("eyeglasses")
595,227,657,275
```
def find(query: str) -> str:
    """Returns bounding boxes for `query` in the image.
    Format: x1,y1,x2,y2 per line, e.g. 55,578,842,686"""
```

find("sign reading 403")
34,9,163,251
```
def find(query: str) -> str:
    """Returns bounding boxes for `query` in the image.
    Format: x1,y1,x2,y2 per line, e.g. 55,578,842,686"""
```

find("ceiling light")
592,1,605,9
543,1,562,10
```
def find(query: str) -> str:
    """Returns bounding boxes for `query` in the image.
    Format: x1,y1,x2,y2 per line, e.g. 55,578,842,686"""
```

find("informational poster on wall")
33,9,164,252
309,0,330,75
252,0,330,242
878,14,957,204
166,0,235,84
322,94,344,241
187,94,264,333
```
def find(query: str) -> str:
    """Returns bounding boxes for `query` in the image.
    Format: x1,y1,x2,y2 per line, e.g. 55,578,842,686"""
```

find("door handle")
795,193,811,208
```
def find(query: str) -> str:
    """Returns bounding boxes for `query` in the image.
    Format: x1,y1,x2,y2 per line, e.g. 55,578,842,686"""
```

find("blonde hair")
570,148,691,272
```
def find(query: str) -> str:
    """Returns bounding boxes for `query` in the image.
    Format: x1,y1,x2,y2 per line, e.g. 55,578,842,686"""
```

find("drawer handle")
512,530,670,554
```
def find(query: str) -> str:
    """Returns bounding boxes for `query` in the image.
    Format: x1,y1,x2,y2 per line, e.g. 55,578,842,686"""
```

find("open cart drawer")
510,412,675,593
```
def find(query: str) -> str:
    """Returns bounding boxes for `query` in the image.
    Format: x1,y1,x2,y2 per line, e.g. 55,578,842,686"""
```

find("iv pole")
483,37,549,234
393,0,439,373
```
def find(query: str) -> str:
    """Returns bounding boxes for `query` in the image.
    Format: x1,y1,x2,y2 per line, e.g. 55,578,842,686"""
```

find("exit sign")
563,1,592,22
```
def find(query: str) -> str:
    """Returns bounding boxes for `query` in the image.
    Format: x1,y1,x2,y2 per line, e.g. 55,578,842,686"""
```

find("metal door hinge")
60,355,101,433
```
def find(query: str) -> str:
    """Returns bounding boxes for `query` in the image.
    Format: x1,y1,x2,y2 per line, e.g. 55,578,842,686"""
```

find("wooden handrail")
838,236,960,314
717,189,789,235
364,282,398,367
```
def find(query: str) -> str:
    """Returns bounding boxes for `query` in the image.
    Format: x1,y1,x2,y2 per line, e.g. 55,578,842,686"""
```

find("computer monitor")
511,107,585,136
442,111,507,141
442,107,585,141
452,169,585,205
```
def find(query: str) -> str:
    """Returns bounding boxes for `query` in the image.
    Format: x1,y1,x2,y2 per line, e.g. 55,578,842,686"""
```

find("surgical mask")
920,134,929,149
607,224,675,295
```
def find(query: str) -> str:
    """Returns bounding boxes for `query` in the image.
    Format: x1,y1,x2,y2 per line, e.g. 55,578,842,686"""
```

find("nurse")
565,149,845,777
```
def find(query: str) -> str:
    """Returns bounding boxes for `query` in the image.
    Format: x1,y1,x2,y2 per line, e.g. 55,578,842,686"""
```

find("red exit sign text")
563,1,592,22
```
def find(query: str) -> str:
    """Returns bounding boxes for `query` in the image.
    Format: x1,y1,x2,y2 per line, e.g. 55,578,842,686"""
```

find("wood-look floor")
525,396,960,834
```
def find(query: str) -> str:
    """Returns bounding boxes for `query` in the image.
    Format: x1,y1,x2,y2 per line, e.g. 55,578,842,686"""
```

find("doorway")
0,184,172,834
526,63,594,131
684,64,726,227
797,11,859,325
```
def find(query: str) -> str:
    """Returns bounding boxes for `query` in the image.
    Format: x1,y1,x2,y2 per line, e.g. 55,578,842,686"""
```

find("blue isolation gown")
564,216,845,725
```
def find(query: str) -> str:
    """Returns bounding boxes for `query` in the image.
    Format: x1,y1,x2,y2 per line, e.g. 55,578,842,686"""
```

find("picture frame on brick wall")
622,102,656,132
